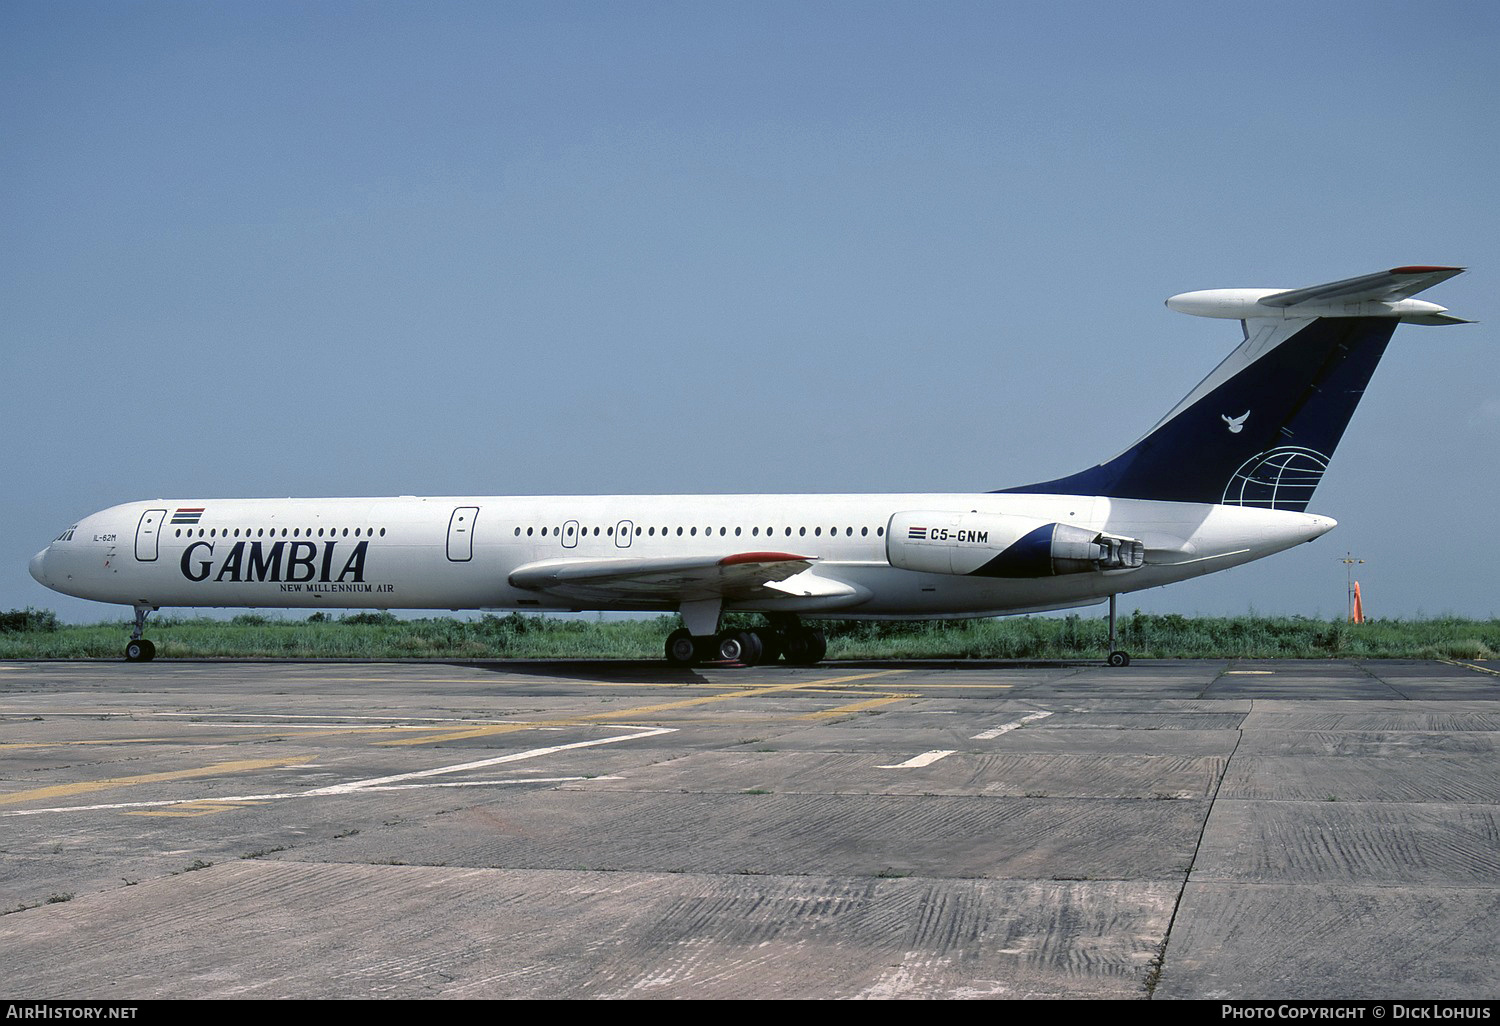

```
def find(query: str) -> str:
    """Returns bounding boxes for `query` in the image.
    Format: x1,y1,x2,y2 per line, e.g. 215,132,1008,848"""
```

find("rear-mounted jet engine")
887,511,1145,578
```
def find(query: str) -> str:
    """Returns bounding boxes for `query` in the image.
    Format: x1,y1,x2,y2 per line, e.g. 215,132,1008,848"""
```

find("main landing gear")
663,613,826,667
125,604,158,662
1106,593,1131,668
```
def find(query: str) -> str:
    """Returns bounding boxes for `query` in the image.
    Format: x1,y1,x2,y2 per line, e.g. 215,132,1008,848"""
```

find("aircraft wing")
508,551,822,604
1260,265,1465,308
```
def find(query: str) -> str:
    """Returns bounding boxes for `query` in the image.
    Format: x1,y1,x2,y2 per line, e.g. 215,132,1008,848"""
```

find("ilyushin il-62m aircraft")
31,266,1470,666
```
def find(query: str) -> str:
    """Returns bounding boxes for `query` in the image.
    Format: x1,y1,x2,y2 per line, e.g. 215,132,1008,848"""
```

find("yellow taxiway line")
377,670,910,745
0,756,312,807
1440,658,1500,678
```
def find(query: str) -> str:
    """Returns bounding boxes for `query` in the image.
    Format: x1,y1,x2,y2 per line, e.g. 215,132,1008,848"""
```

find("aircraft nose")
29,547,50,587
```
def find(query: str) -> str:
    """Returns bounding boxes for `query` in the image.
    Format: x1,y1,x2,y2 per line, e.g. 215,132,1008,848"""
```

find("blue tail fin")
1001,267,1468,511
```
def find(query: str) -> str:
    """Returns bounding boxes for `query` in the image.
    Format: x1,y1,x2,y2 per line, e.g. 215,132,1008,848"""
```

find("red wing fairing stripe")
717,551,813,566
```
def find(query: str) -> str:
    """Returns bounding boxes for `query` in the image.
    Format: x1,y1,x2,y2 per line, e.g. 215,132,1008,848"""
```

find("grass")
0,609,1495,661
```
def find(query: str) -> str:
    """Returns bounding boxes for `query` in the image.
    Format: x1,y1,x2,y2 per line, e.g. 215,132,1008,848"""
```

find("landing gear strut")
1106,593,1131,667
125,605,157,662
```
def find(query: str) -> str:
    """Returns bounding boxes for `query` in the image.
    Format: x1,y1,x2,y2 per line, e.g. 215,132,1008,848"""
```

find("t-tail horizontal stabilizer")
1164,265,1472,324
1003,266,1469,512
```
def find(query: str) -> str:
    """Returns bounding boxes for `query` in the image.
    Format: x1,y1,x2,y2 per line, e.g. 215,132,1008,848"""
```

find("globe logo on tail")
1222,446,1331,511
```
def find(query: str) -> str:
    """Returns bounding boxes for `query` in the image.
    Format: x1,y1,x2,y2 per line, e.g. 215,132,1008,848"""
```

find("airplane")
29,266,1470,667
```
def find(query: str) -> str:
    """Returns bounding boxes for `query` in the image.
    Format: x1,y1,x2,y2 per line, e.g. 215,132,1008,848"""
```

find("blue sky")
3,0,1495,622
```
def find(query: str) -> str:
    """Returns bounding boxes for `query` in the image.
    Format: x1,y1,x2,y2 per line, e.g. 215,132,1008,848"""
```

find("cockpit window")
54,525,77,542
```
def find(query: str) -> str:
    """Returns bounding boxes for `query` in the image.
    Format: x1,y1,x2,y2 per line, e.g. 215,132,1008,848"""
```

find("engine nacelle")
886,511,1144,578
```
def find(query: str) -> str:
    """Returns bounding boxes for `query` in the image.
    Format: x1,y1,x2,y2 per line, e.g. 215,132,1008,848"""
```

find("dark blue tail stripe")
999,317,1398,511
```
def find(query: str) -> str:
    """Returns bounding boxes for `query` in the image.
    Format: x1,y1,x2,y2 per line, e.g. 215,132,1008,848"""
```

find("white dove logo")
1222,411,1250,434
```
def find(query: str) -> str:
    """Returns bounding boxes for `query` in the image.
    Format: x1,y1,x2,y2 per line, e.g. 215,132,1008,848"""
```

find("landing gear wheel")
664,629,697,666
125,605,158,662
783,629,827,666
750,629,780,664
714,629,763,665
1107,650,1131,668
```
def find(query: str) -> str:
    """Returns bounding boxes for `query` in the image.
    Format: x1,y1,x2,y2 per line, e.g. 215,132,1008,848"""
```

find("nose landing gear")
125,604,158,662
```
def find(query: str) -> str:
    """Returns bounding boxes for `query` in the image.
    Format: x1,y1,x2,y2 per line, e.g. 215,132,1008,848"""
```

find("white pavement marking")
971,710,1052,740
878,749,957,769
351,776,624,792
1,727,674,817
303,727,675,795
0,778,605,817
877,710,1055,768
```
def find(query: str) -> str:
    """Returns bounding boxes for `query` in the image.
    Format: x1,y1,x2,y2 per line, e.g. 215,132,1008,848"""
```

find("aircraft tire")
714,629,762,665
751,629,781,664
125,639,156,662
664,629,697,666
783,629,826,666
1107,650,1131,668
737,630,764,666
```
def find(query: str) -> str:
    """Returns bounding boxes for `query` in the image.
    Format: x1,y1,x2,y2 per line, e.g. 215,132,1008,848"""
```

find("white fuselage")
30,493,1335,619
